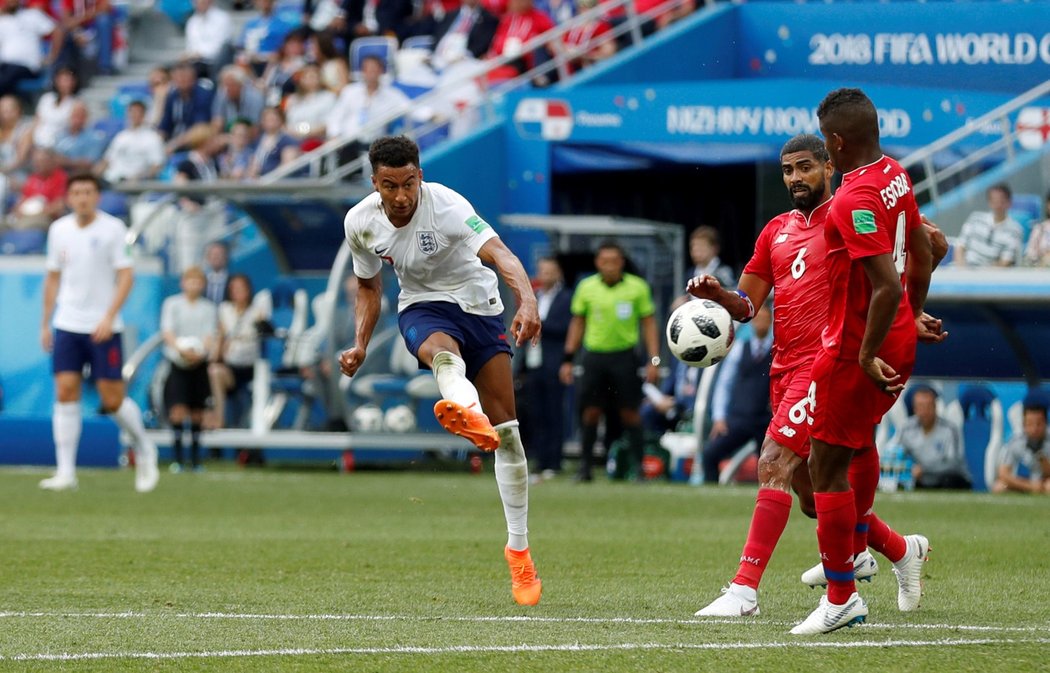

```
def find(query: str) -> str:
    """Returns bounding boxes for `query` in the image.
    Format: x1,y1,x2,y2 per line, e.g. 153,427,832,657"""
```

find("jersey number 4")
892,212,907,275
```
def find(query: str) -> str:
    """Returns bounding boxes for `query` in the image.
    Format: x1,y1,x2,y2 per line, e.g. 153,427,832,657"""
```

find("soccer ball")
175,336,206,357
351,404,384,432
666,299,735,368
383,404,416,433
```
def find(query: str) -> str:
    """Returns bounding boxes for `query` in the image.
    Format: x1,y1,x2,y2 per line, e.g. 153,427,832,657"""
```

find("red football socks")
868,513,907,563
848,447,881,556
732,488,794,589
814,490,857,605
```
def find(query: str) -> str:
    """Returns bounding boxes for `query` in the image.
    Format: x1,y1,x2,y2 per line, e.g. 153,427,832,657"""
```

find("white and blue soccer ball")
666,299,735,368
352,404,385,432
383,404,416,433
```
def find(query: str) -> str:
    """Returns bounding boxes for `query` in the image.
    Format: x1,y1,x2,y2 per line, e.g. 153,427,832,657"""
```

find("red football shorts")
766,364,815,458
810,334,916,450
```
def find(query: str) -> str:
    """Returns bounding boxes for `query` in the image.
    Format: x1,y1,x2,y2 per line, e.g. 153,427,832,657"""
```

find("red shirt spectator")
487,0,553,79
561,10,613,72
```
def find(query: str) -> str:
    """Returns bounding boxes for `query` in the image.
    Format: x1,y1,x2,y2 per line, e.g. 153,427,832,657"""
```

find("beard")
790,182,826,211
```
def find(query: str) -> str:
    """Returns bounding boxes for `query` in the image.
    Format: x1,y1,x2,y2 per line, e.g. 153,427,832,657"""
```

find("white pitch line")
3,637,1049,662
0,611,1046,634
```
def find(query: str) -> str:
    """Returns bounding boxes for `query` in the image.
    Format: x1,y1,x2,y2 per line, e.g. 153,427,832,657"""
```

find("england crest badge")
417,231,438,255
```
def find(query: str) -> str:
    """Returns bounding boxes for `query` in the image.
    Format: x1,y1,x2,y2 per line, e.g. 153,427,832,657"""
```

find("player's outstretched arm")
478,238,540,347
686,272,771,323
339,273,382,378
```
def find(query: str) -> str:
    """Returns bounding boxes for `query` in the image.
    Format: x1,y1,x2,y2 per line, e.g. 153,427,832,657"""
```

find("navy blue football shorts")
398,301,512,381
52,329,124,380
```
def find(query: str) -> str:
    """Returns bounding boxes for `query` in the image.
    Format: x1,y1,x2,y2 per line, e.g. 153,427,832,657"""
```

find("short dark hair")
225,272,254,302
361,54,386,71
988,183,1012,201
66,172,102,192
369,135,420,173
127,99,147,111
816,88,879,145
596,239,625,256
1023,404,1048,420
781,133,829,162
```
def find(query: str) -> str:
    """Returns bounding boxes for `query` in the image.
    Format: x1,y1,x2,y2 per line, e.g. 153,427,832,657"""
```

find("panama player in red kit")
790,89,938,635
688,134,944,618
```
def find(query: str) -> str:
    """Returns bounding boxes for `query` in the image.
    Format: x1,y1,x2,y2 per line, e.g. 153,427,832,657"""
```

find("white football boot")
39,474,78,491
694,582,760,617
800,550,879,588
790,592,868,635
134,439,160,493
892,534,929,612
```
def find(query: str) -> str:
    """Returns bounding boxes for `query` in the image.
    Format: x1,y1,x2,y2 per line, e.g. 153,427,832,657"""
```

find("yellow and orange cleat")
433,400,500,452
505,546,542,606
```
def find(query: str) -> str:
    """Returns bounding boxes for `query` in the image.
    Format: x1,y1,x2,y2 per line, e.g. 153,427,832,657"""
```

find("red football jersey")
821,155,920,360
744,198,832,375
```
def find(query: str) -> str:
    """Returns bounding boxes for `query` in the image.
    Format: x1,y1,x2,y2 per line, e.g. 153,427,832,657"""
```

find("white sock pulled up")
494,419,529,551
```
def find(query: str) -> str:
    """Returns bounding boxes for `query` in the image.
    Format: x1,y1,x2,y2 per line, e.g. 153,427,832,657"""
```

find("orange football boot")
433,400,500,451
505,546,542,606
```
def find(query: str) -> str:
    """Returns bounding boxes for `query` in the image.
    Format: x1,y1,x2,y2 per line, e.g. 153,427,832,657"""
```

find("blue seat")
99,190,129,218
955,384,1003,491
110,82,150,119
349,36,399,74
0,229,47,255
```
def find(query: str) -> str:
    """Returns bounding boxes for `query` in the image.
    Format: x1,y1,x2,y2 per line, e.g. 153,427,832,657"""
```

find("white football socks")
494,420,529,551
52,401,81,480
111,397,155,462
432,351,482,410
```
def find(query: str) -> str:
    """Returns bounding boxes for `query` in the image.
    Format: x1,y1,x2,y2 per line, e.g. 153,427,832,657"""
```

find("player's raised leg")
431,354,499,451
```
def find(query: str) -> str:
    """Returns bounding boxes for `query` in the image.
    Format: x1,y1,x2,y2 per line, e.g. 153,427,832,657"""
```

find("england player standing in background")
791,88,935,635
39,173,160,493
339,136,543,606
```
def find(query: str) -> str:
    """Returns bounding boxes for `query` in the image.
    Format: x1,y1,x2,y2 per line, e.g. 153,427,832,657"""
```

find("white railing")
900,79,1050,205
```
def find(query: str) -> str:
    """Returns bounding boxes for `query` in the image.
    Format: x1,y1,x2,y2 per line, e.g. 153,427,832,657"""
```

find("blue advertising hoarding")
501,79,1046,213
735,3,1050,93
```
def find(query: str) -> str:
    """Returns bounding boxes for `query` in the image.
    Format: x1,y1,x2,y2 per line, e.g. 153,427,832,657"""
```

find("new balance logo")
778,425,797,438
775,233,789,244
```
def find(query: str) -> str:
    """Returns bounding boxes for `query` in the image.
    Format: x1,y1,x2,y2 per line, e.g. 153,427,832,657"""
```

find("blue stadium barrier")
0,229,47,255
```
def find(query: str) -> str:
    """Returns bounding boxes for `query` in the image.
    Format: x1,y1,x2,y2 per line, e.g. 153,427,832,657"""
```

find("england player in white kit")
39,173,160,493
339,136,543,606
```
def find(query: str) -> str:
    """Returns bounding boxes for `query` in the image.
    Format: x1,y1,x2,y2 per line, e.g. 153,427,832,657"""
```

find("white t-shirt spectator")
161,294,219,367
999,433,1050,481
33,93,78,148
285,89,336,136
45,211,132,334
0,8,55,71
102,125,166,183
325,83,410,142
185,5,234,63
957,211,1024,266
219,300,269,367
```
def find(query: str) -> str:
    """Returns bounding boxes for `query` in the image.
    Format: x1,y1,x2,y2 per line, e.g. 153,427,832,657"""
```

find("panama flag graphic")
514,98,574,141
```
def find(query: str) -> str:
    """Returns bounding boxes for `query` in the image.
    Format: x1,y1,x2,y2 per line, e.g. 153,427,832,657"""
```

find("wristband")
562,352,575,364
734,289,755,323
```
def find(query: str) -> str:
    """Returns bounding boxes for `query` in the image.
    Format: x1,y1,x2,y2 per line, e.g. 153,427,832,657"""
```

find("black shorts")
164,363,211,411
229,364,254,390
577,349,643,411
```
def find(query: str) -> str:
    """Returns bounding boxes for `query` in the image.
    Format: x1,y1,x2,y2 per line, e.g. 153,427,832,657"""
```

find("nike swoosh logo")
374,248,388,255
740,604,758,616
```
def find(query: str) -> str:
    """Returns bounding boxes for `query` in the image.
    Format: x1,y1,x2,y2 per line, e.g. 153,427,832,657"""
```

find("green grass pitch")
0,464,1047,672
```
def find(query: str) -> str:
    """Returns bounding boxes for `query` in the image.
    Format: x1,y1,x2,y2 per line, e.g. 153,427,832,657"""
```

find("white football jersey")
344,181,502,316
45,210,133,334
